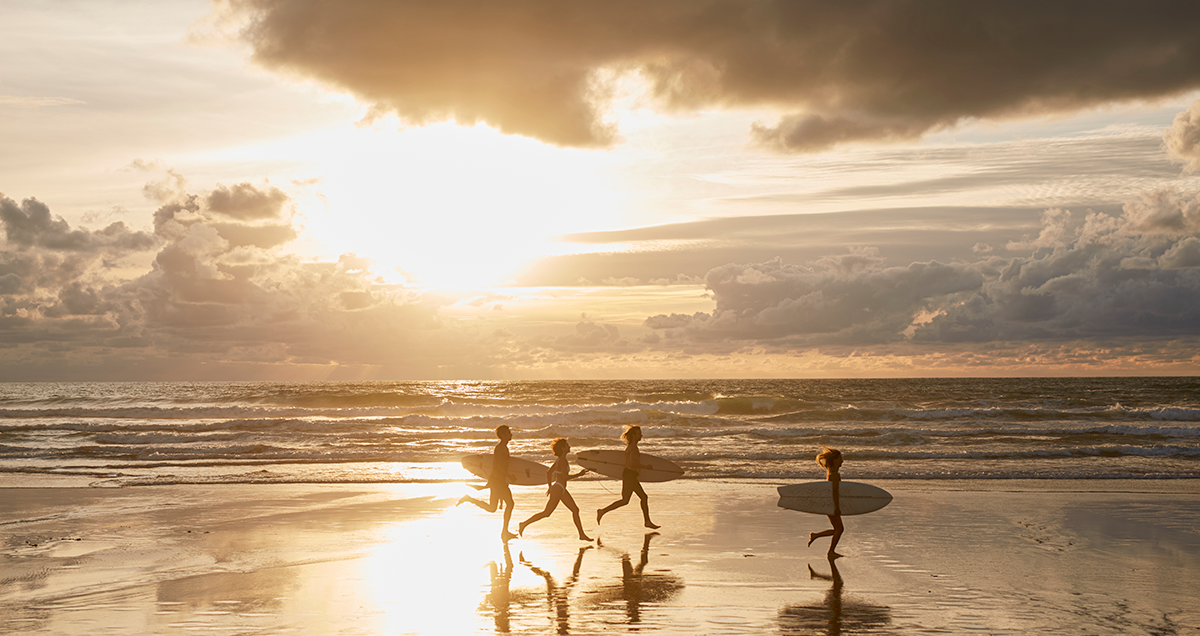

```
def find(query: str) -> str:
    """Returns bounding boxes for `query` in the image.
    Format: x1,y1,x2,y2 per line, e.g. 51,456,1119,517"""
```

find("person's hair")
816,446,843,470
551,437,569,456
495,425,510,437
621,425,642,443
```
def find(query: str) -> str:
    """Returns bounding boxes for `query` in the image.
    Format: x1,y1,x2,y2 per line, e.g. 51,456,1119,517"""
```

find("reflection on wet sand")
481,544,515,633
583,532,684,624
779,556,892,635
521,546,592,635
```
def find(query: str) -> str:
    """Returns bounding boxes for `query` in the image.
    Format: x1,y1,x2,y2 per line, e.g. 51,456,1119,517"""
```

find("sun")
285,121,627,291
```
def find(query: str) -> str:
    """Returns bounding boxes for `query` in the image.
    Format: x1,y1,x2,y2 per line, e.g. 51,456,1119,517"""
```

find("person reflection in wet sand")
520,546,591,635
458,425,518,541
778,554,891,636
592,531,684,624
482,543,514,633
518,438,592,541
807,446,844,557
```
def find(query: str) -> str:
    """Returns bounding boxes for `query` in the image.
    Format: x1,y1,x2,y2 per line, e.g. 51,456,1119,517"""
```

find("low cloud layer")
0,176,484,379
4,177,1200,378
222,0,1200,150
646,189,1200,348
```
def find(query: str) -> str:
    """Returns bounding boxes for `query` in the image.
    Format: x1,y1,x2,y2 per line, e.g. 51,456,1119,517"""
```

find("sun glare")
275,121,626,290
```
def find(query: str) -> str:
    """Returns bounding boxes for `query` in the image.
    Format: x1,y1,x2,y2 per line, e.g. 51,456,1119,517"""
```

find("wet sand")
2,479,1199,635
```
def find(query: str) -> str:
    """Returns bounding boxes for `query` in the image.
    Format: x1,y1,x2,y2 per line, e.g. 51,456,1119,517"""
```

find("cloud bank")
221,0,1200,150
0,176,483,379
646,189,1200,350
4,177,1199,379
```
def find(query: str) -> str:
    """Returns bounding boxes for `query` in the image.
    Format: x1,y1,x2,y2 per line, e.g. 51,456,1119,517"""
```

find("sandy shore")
2,479,1199,635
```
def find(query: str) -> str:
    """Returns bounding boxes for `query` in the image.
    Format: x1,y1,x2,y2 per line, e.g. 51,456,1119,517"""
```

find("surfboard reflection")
581,532,685,624
778,556,892,636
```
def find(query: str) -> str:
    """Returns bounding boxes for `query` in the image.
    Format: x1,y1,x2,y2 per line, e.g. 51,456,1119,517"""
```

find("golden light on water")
358,493,494,633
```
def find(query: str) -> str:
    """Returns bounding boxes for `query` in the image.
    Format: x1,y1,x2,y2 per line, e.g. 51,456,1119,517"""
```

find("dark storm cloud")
646,188,1200,345
223,0,1200,150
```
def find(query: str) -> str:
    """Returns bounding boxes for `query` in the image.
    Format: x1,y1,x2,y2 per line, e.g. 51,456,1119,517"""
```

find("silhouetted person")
519,438,592,541
807,446,844,557
459,425,518,541
596,425,660,529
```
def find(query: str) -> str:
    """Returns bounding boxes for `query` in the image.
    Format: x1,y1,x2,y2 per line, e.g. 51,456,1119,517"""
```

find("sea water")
1,377,1197,486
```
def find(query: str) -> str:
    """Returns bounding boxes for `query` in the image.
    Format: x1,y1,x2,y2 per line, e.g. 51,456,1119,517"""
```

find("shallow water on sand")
2,481,1198,635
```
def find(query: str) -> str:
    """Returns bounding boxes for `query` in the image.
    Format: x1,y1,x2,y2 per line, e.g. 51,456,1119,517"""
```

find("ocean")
1,377,1197,487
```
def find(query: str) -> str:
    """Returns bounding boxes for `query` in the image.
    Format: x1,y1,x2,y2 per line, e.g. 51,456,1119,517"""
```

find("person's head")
551,437,570,457
495,425,511,442
621,425,643,444
817,446,843,472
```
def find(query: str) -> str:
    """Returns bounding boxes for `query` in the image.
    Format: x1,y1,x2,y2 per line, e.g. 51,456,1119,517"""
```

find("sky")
3,0,1200,380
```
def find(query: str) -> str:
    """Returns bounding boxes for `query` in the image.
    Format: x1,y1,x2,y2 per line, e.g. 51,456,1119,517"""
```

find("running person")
807,446,844,557
459,425,518,541
518,438,592,541
596,425,660,529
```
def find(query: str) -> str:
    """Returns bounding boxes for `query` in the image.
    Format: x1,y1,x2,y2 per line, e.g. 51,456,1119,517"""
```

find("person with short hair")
459,425,518,541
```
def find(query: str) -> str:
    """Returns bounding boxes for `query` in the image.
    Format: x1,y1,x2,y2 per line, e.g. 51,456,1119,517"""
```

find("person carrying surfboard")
518,438,592,541
459,425,518,541
807,446,844,557
596,425,660,530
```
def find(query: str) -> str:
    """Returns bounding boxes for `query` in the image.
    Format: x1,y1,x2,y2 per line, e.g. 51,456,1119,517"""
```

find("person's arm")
568,466,589,480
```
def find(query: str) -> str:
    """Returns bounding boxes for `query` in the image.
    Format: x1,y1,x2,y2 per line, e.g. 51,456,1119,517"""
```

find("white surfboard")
461,454,548,487
777,481,893,516
574,449,685,483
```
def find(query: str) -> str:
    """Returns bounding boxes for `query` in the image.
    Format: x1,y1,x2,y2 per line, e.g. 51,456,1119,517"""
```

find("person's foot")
579,534,593,542
502,530,517,542
596,508,605,524
644,521,660,530
457,495,469,507
518,521,528,537
807,532,819,547
828,550,843,559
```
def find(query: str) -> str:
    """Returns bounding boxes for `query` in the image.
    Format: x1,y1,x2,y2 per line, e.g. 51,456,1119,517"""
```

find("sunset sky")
3,0,1200,380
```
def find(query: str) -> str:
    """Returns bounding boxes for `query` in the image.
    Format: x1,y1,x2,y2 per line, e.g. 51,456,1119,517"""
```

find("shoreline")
3,480,1199,635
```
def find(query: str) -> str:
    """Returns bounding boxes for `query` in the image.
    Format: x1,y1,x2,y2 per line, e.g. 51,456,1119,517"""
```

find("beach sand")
3,478,1199,635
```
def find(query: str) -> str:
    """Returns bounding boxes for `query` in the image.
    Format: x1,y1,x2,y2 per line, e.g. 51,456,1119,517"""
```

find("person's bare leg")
519,490,561,536
459,488,500,513
808,529,833,547
827,515,844,557
501,492,516,541
562,491,592,541
634,481,659,529
598,478,634,524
